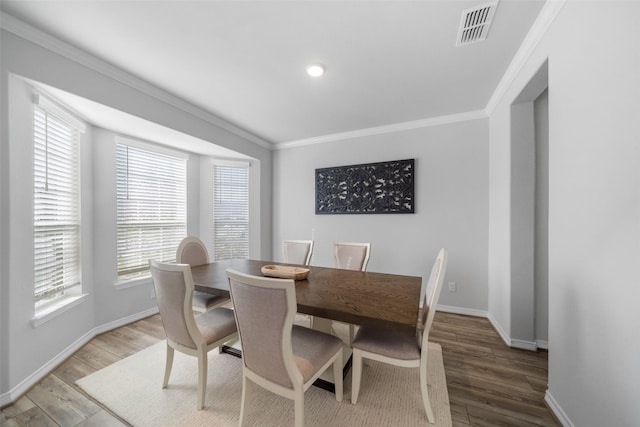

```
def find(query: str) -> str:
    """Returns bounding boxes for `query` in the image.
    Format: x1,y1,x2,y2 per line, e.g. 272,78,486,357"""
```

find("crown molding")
0,11,273,150
484,0,566,115
276,109,487,149
1,1,566,152
274,1,566,150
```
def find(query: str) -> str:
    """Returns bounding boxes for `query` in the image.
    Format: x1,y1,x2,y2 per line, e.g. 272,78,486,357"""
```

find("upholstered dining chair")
332,241,371,342
149,260,238,410
283,240,314,265
350,248,448,424
333,241,370,271
226,269,344,427
176,236,230,312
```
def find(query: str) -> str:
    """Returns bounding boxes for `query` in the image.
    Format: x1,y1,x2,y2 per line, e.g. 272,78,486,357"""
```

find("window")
116,140,187,280
33,102,82,305
213,163,249,260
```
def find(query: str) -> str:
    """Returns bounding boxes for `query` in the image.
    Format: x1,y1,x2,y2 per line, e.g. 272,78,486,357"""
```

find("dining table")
191,258,423,335
190,258,423,391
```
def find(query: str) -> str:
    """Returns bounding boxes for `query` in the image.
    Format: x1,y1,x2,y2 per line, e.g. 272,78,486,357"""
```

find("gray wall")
488,2,640,425
0,28,272,402
273,119,489,310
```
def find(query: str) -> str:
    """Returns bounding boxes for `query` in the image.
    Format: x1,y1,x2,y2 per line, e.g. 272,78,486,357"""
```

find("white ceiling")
1,0,546,147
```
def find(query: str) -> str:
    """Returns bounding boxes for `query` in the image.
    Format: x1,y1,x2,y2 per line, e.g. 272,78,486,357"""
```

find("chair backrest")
149,260,204,350
176,236,209,267
283,240,314,265
418,248,448,349
333,242,371,271
226,269,301,389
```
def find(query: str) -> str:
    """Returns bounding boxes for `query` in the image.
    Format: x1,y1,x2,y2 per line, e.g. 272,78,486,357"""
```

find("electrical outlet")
448,282,457,292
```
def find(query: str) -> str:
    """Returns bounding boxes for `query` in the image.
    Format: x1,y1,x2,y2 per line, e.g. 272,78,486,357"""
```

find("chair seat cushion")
195,307,237,345
352,326,420,361
291,325,343,383
193,291,229,309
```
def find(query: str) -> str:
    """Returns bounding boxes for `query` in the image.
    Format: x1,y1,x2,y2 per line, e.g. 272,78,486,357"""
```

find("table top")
191,259,422,336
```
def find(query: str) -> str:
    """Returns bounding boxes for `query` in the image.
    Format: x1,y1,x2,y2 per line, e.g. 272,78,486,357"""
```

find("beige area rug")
77,325,451,427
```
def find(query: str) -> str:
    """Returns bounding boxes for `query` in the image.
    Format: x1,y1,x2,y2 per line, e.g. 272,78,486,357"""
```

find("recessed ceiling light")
306,64,326,77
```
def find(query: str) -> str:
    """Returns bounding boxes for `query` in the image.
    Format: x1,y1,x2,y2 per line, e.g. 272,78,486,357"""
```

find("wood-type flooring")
1,312,559,426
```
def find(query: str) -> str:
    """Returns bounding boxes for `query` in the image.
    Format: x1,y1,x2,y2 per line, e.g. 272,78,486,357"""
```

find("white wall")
488,2,640,425
274,119,489,310
5,74,97,394
0,27,272,403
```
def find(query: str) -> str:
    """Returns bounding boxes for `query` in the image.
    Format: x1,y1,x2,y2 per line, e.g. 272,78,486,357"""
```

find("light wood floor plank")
53,355,99,387
1,404,58,427
0,396,37,419
90,331,145,358
72,342,124,371
26,375,100,426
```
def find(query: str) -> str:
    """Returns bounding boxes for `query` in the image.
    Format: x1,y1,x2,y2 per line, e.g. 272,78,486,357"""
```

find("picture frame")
315,158,415,214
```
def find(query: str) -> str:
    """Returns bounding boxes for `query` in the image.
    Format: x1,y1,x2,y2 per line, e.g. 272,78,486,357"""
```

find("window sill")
115,275,152,290
31,294,89,328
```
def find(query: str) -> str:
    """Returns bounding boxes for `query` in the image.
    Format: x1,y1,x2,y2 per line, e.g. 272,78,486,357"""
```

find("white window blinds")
213,163,249,260
33,105,81,303
116,142,187,280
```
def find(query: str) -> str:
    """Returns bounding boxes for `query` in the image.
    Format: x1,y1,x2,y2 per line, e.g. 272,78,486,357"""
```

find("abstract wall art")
315,158,415,214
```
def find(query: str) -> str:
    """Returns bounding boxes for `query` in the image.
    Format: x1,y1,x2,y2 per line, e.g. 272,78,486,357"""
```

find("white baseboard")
486,311,541,351
2,329,95,405
2,306,159,407
436,304,489,318
545,390,574,427
487,311,512,346
536,340,549,350
510,338,538,351
0,391,10,407
93,306,159,335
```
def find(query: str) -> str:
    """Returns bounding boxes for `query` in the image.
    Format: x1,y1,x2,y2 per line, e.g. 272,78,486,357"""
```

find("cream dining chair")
149,260,238,410
176,236,230,312
333,241,370,271
283,239,314,265
226,269,344,427
350,248,448,423
283,240,314,326
332,241,371,342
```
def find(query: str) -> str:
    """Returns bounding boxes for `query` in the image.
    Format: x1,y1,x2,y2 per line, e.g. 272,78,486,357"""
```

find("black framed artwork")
315,158,415,214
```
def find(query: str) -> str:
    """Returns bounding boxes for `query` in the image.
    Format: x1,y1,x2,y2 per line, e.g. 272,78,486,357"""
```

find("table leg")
309,316,353,393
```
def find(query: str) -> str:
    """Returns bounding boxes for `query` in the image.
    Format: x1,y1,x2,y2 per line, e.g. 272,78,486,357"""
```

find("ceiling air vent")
456,1,498,47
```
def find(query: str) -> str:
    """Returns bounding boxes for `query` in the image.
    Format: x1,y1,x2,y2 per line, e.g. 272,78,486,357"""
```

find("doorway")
534,88,549,348
510,60,548,349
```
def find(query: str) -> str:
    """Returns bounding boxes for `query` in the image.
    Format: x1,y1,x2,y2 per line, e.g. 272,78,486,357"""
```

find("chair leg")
420,355,435,423
351,349,363,404
239,374,249,427
197,348,207,410
294,390,305,427
333,350,344,402
162,342,174,389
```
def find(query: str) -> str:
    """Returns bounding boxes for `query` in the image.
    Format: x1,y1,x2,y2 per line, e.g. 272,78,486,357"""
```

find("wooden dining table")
190,258,423,336
191,258,422,391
